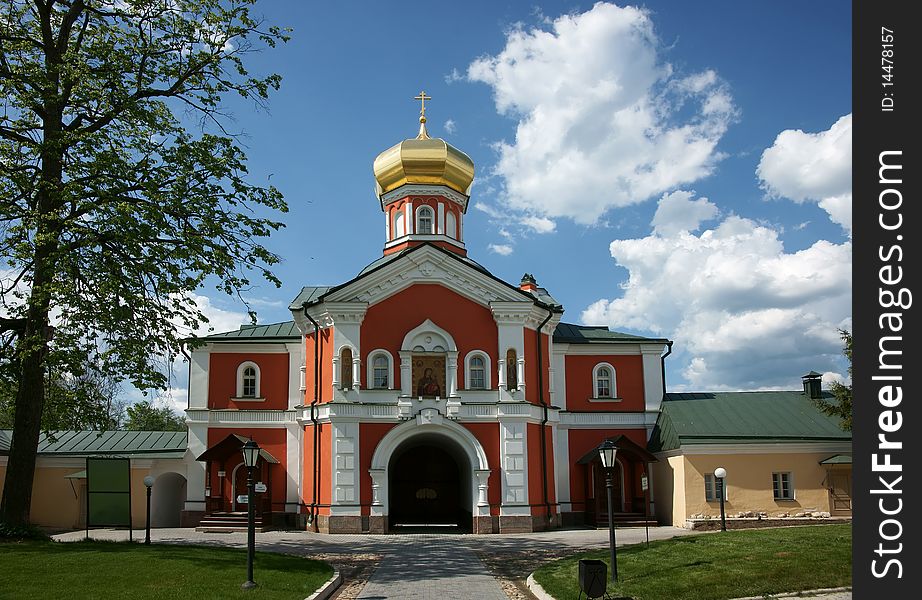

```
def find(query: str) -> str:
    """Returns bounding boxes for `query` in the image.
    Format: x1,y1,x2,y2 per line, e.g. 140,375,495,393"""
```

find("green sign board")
86,457,131,529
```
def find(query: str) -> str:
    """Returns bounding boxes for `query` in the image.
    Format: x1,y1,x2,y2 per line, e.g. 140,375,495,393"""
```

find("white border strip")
304,570,342,600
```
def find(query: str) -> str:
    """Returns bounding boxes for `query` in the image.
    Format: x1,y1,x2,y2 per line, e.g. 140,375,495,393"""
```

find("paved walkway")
53,526,698,599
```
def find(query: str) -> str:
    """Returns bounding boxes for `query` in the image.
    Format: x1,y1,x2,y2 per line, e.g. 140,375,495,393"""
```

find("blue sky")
161,1,852,407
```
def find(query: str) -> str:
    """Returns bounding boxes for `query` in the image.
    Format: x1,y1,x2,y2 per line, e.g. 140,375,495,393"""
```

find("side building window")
235,361,261,399
704,473,727,501
772,472,795,500
592,363,617,399
464,351,491,390
366,350,394,389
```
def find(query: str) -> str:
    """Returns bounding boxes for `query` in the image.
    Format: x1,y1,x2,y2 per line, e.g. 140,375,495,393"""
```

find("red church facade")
182,107,671,533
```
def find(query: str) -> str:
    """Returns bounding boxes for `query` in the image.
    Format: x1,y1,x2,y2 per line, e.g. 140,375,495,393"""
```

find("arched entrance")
151,472,187,528
369,409,491,533
388,434,471,530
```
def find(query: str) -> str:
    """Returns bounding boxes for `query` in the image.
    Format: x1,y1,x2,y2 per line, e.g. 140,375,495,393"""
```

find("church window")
506,349,518,390
464,351,491,390
394,212,405,237
235,361,261,399
446,211,457,239
340,347,353,389
373,354,389,388
418,206,433,234
592,363,617,399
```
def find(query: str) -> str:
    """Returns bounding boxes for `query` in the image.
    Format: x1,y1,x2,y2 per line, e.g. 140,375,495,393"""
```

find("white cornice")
198,342,291,354
186,409,297,426
296,400,557,425
384,234,466,250
558,411,649,428
655,441,853,457
380,184,469,212
322,244,527,308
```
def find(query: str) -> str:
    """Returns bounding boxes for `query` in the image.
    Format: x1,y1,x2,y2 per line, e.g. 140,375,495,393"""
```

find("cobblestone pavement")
52,526,699,599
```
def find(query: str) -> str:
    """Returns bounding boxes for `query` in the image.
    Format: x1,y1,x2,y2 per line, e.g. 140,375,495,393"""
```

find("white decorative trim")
393,210,405,238
464,350,492,390
383,233,466,251
230,396,266,403
558,411,648,427
235,361,261,399
368,409,490,516
437,202,445,235
588,397,623,403
187,409,297,425
592,362,617,399
203,343,290,354
655,441,853,457
324,244,526,308
551,343,667,356
366,348,395,390
380,184,470,212
402,318,457,352
446,210,457,240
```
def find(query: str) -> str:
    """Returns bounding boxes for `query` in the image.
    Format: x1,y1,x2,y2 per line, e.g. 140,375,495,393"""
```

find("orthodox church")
183,95,671,533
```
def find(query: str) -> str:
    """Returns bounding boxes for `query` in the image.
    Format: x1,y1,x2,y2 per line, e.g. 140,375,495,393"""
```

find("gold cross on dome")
414,91,432,117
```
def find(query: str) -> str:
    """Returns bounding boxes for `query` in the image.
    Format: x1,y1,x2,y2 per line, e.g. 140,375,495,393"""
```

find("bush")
0,522,50,541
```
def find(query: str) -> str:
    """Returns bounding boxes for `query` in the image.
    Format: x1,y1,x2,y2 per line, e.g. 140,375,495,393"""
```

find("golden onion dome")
373,95,475,196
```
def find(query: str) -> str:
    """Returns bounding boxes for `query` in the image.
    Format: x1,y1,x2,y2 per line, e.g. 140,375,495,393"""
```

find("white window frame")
235,361,262,400
464,350,492,390
445,211,457,239
704,473,728,501
772,472,795,500
366,349,394,390
592,362,618,399
416,205,434,235
394,212,406,238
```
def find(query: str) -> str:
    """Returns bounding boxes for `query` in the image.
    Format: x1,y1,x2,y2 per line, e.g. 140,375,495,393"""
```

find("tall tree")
813,329,853,431
124,399,184,431
0,0,288,525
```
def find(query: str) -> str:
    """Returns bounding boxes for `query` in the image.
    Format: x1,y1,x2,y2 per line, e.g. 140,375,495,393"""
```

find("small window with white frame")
365,349,394,390
592,362,617,399
704,473,727,501
235,361,261,399
464,351,491,390
772,472,795,500
417,206,434,234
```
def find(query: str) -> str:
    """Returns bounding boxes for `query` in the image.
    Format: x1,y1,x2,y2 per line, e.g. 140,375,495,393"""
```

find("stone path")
52,526,699,599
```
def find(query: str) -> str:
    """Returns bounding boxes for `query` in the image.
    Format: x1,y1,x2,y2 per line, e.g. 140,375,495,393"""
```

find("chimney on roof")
520,273,538,293
801,371,823,399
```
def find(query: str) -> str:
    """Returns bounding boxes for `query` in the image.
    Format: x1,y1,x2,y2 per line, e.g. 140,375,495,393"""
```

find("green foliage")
0,0,289,522
124,400,185,431
813,329,852,431
0,521,50,541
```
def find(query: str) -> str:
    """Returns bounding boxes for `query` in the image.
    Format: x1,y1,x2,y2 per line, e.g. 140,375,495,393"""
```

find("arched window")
417,206,433,234
235,361,261,399
446,211,457,239
340,347,353,390
394,212,405,238
464,350,491,390
592,362,617,399
373,355,388,388
365,349,394,390
506,349,518,390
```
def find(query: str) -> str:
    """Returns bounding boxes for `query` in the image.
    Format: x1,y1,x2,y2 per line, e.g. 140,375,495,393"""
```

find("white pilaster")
352,357,362,391
447,351,459,397
286,424,301,511
188,350,209,410
555,426,571,512
399,352,412,396
331,421,359,514
500,421,529,514
184,422,208,510
475,469,491,516
437,202,445,234
405,202,413,234
642,346,666,413
369,469,386,515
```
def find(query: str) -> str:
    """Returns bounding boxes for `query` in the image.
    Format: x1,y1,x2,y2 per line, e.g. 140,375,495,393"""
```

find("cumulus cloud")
582,192,851,390
444,119,457,134
488,243,514,256
467,2,736,226
757,114,852,234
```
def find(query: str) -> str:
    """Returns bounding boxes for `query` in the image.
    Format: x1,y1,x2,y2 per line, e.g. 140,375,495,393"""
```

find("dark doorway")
389,441,470,531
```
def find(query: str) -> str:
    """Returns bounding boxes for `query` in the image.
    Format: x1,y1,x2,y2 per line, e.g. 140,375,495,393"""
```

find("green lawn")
0,540,333,600
533,524,851,600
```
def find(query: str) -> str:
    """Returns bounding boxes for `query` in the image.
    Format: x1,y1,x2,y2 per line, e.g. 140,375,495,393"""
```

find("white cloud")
651,190,718,236
757,114,852,234
488,243,514,256
582,192,851,390
181,293,249,337
444,119,457,134
467,2,736,226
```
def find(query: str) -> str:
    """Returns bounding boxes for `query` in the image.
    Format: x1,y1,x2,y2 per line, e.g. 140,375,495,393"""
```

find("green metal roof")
204,320,301,341
287,286,334,311
553,322,669,344
648,391,851,452
0,430,188,457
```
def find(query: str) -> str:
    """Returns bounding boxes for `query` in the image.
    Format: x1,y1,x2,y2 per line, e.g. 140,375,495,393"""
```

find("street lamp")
241,439,261,590
143,475,154,545
714,467,727,531
597,439,619,582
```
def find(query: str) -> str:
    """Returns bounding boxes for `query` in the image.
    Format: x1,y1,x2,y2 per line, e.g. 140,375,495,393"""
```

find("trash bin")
578,558,607,599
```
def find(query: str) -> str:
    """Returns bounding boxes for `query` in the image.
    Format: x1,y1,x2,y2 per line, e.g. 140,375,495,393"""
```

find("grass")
0,540,333,600
533,524,851,600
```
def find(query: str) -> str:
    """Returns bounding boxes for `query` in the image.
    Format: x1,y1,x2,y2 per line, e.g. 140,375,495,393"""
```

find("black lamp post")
143,475,154,545
715,466,727,532
598,439,619,582
241,439,261,590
